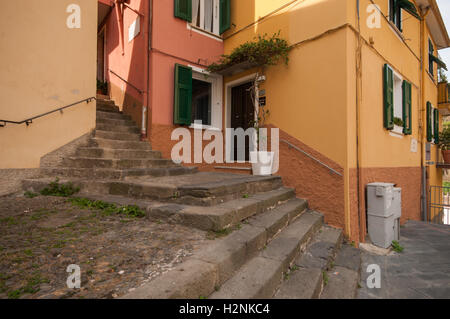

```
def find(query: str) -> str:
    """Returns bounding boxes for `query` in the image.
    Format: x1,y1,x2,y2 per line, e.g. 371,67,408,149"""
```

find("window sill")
189,124,221,131
389,125,404,138
187,24,223,41
387,21,405,41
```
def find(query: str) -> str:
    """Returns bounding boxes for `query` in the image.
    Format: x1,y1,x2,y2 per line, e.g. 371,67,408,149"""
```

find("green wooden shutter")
219,0,231,34
174,64,192,125
434,108,440,144
402,80,412,135
383,64,394,130
426,102,432,142
174,0,192,22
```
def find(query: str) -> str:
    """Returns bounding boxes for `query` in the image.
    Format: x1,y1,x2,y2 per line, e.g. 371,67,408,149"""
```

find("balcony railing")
438,82,449,105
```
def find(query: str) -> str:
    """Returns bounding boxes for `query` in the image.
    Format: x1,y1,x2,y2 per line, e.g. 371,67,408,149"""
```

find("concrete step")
95,123,140,134
61,157,176,169
107,172,284,205
96,117,136,127
39,166,197,180
121,201,316,299
319,244,361,299
209,211,323,299
94,130,140,141
274,226,343,299
88,137,152,150
96,110,131,121
86,188,300,231
75,147,161,159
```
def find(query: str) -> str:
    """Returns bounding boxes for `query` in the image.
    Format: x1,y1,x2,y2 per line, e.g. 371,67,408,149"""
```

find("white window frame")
189,0,221,37
189,65,223,131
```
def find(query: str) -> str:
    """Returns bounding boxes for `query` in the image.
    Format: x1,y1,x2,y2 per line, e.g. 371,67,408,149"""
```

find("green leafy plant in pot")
438,124,450,163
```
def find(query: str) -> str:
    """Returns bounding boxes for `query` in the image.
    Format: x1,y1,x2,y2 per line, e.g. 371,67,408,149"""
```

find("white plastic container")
250,151,274,176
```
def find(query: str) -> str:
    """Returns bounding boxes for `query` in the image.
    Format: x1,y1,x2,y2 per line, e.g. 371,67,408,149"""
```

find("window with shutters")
383,64,412,136
429,38,435,76
180,0,230,36
426,102,440,144
174,64,223,129
389,0,402,31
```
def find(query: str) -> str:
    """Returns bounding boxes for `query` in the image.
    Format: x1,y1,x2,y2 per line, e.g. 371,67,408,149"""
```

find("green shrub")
207,32,291,73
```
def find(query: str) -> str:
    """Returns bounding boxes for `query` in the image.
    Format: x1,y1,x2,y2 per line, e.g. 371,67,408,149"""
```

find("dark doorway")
231,82,254,162
97,29,105,81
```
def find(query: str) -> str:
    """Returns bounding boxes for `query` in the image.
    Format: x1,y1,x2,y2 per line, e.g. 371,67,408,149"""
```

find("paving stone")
274,268,322,299
320,266,359,299
334,245,361,271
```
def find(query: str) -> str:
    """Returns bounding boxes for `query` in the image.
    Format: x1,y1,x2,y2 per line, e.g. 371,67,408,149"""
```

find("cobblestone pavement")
0,195,208,299
358,221,450,299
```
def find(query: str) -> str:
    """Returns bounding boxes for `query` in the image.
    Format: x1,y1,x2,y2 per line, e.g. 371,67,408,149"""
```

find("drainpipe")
115,0,125,56
355,0,363,242
420,6,431,221
141,0,151,140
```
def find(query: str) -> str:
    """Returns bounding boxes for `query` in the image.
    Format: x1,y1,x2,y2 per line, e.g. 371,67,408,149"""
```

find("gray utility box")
366,183,402,248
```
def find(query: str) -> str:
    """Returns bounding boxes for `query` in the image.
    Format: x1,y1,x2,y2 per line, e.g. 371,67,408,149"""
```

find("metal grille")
429,186,450,225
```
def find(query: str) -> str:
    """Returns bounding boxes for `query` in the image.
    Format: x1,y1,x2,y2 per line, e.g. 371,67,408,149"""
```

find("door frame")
224,73,257,163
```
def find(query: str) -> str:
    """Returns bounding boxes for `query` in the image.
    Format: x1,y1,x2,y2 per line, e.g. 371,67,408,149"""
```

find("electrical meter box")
366,183,402,248
366,183,395,217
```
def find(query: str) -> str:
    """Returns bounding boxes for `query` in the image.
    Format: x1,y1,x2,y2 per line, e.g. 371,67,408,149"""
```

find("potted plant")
438,124,450,164
248,73,274,176
206,32,291,176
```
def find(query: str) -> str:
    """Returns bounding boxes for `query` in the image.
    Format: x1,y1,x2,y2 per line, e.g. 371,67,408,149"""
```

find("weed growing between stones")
391,240,404,253
68,198,145,218
40,178,80,197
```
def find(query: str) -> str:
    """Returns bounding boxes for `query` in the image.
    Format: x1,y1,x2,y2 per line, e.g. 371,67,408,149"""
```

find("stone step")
62,157,176,169
95,123,140,134
96,110,131,121
75,147,161,159
96,117,136,127
209,211,323,299
107,173,283,205
319,244,361,299
39,166,197,180
88,137,152,150
86,188,300,231
274,226,343,299
121,201,316,299
97,99,115,106
94,130,140,141
96,105,120,113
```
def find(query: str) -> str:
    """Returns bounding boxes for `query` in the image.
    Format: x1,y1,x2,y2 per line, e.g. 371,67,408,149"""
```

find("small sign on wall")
410,138,418,153
128,17,140,42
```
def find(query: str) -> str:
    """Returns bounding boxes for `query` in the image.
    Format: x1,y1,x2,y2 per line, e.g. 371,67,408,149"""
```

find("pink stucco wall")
103,0,224,126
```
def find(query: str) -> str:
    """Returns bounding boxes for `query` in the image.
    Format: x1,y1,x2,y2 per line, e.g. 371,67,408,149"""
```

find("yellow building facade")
0,0,98,169
222,0,450,242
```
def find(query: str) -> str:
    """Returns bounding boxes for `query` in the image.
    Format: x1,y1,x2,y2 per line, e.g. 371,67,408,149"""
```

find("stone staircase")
22,98,360,299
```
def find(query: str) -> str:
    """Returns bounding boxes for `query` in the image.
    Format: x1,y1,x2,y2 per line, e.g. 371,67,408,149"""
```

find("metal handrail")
0,97,96,127
109,69,143,94
280,139,343,176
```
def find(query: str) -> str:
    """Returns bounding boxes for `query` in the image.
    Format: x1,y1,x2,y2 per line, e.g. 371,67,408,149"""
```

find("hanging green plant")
207,32,291,73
